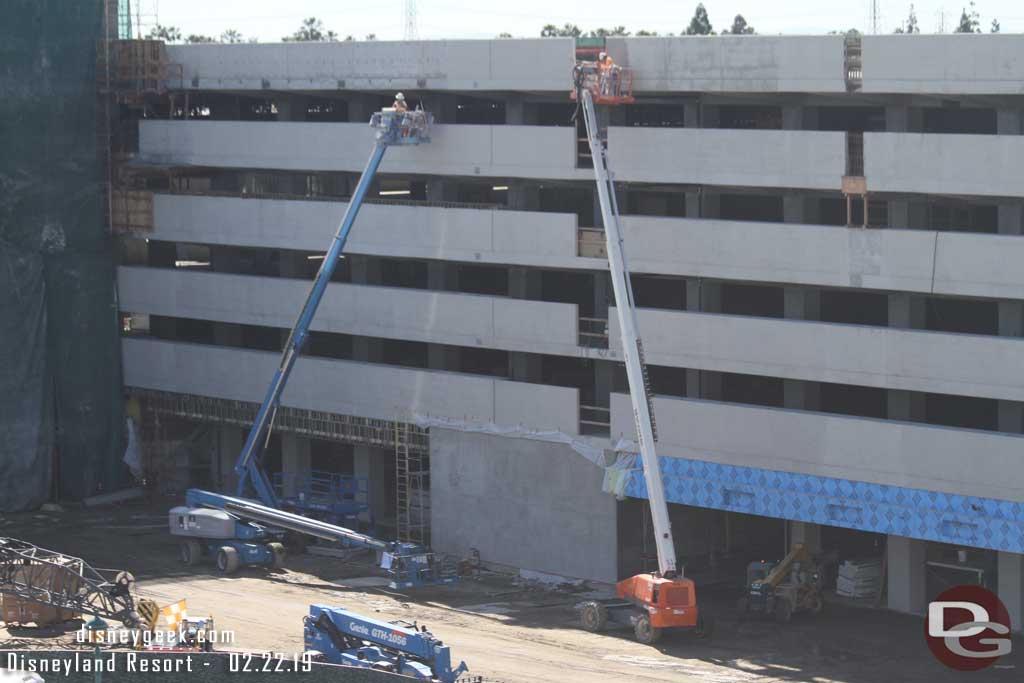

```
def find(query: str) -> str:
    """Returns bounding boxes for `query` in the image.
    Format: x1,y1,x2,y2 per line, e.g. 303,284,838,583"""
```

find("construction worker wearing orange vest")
597,52,616,95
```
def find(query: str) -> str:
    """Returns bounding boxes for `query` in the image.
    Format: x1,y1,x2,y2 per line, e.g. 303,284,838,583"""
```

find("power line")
404,0,418,40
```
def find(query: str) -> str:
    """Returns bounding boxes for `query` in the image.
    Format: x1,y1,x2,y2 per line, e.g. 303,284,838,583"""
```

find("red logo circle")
925,585,1012,671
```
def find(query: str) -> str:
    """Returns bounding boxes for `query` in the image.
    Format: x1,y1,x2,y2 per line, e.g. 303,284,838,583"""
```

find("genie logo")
925,586,1012,671
347,622,408,647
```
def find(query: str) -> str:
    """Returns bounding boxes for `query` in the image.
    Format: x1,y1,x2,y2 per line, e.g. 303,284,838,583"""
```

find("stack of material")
836,558,883,598
1,557,83,626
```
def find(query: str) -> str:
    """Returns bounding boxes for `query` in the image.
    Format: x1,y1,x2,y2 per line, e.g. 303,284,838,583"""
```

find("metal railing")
846,131,865,176
579,404,611,436
579,316,609,348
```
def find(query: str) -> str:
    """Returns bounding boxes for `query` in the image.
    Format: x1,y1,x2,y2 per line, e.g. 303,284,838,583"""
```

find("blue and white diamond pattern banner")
623,454,1024,553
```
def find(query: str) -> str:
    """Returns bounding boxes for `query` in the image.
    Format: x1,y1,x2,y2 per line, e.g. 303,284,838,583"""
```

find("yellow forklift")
738,543,824,622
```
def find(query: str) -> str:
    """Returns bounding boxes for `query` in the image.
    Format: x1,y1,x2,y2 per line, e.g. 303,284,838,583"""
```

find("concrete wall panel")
610,308,1024,401
608,127,845,190
150,195,1024,300
607,35,846,93
862,35,1024,94
610,393,1024,503
865,133,1024,197
168,39,573,92
139,121,587,181
122,338,579,431
430,429,617,582
117,267,579,355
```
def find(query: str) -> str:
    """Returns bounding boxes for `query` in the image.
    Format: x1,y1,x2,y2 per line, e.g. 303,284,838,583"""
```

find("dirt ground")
2,502,1021,682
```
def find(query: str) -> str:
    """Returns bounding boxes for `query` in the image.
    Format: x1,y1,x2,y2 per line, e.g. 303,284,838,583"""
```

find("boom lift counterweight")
572,55,712,644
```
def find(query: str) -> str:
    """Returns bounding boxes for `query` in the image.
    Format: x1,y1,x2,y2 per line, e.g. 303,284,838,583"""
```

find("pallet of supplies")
836,558,882,598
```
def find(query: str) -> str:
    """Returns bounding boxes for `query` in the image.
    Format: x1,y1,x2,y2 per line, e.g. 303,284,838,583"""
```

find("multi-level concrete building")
112,34,1024,627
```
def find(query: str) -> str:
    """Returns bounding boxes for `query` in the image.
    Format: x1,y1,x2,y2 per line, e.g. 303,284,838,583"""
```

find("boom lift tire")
579,601,608,632
269,542,287,570
634,614,662,644
217,546,240,575
180,539,202,566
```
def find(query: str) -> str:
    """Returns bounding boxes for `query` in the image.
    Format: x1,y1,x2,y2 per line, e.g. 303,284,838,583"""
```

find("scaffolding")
128,389,433,543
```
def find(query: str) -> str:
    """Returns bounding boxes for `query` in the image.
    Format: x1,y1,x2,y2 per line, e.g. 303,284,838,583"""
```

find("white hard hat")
395,92,405,101
598,51,607,59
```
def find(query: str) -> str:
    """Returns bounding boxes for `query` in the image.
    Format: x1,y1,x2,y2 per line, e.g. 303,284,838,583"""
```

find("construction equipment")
0,537,141,628
169,107,455,587
304,604,475,682
739,543,824,622
175,489,455,588
572,54,710,644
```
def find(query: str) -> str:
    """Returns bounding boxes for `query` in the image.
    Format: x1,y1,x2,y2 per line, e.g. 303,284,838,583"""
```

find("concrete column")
998,551,1024,632
276,95,308,122
684,192,700,218
783,194,806,224
428,261,461,370
790,521,822,554
784,288,821,410
426,179,457,203
505,94,525,125
279,250,308,279
998,203,1023,236
781,104,803,130
700,103,720,128
281,434,311,497
887,535,927,615
353,445,372,523
594,358,613,398
217,426,243,492
593,271,611,320
364,445,392,525
350,255,381,286
700,192,721,219
683,101,699,128
998,297,1024,432
507,181,539,211
997,107,1022,135
430,93,458,124
212,322,242,347
346,94,377,123
508,266,541,300
888,292,925,329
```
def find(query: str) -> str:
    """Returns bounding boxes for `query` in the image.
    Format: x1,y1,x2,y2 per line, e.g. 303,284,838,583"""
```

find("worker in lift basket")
597,52,618,97
392,92,410,137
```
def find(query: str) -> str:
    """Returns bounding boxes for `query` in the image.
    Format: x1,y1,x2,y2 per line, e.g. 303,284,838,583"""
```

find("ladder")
395,423,430,546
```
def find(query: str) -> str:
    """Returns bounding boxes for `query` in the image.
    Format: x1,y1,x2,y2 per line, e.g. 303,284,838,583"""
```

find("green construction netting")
0,1,126,510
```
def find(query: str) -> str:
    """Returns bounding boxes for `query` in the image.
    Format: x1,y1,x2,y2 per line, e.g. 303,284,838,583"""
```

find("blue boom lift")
169,107,456,589
304,604,476,682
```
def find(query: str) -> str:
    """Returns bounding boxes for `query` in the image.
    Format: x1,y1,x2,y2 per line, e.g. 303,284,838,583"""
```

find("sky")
149,0,1024,42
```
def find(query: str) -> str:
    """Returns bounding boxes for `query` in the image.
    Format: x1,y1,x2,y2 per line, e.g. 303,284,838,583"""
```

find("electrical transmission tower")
404,0,418,40
869,0,881,34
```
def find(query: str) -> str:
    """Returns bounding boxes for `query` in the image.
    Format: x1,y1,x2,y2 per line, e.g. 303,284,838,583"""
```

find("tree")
284,17,338,42
955,2,981,33
541,23,582,37
185,34,215,44
635,29,659,36
365,33,377,40
725,14,755,34
146,24,182,43
991,18,1001,32
894,4,920,33
497,32,513,38
589,26,630,37
686,3,714,35
220,29,244,43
